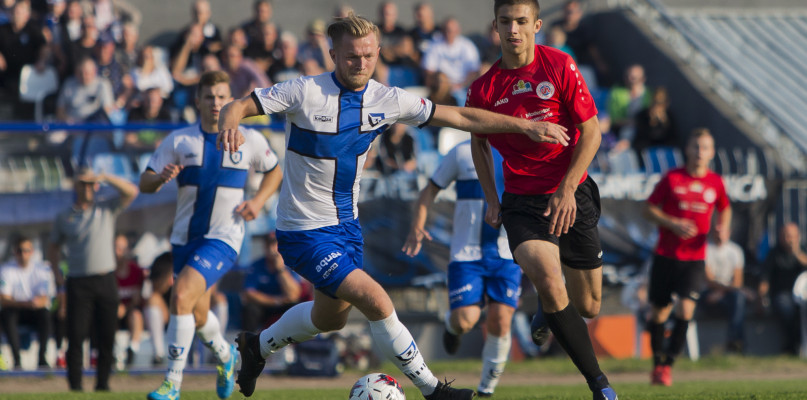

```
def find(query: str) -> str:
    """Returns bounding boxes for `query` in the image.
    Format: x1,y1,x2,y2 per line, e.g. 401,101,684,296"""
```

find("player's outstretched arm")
470,134,502,229
402,182,441,257
430,105,570,146
217,94,262,152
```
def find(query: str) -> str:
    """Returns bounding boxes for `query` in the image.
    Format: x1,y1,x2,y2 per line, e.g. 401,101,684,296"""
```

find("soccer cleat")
650,365,663,385
126,347,136,366
424,380,476,400
147,380,180,400
477,391,493,398
660,365,672,386
216,344,238,399
594,386,618,400
235,332,266,397
443,329,461,355
530,312,551,346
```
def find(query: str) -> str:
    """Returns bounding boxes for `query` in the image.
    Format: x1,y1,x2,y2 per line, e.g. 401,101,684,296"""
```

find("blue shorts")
276,219,363,298
447,256,522,310
172,238,238,289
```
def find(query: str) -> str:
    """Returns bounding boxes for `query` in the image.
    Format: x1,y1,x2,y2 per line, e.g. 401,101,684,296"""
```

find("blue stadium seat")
387,66,421,87
641,146,683,175
93,153,135,182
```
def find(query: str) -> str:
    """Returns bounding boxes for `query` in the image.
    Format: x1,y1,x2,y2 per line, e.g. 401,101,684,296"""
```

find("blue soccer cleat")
530,312,551,346
595,386,618,400
216,344,238,399
147,380,180,400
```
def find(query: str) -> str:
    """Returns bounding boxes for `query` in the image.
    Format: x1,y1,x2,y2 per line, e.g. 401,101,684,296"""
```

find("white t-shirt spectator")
0,260,56,303
422,35,480,87
706,240,745,287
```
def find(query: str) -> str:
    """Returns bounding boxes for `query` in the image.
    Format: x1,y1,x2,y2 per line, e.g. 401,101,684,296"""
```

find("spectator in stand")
375,123,417,175
551,0,609,85
703,227,748,353
0,0,14,26
61,0,83,44
425,71,457,142
86,0,141,41
297,19,334,72
241,0,273,54
409,2,437,60
221,44,270,99
547,24,575,60
95,36,133,110
49,167,138,391
66,15,99,77
333,3,354,19
56,57,116,123
228,27,248,52
171,0,221,58
114,233,145,366
633,86,677,155
115,21,139,73
126,87,172,149
18,44,60,120
0,234,56,370
132,45,173,99
759,222,807,355
242,233,305,331
377,1,406,65
607,64,652,142
244,21,278,72
0,0,46,99
267,32,302,84
144,251,173,365
422,17,480,94
42,0,67,63
474,24,501,73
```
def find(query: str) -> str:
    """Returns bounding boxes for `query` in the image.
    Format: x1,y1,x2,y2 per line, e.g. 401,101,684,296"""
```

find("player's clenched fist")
160,164,182,183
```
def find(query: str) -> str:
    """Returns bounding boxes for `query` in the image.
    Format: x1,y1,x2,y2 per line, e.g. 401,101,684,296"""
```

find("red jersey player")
468,1,616,399
643,128,731,386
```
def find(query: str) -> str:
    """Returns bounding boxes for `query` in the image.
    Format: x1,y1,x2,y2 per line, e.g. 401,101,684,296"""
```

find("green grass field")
1,356,804,400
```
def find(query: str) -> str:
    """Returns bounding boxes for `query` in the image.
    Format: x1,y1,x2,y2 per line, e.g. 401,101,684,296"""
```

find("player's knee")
578,302,601,319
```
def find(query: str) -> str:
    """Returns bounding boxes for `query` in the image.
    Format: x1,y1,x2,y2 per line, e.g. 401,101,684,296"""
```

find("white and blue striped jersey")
147,124,279,251
252,73,435,231
430,140,512,262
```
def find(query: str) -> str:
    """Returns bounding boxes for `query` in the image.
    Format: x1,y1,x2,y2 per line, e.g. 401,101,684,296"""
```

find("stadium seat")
606,150,642,174
641,146,683,175
387,66,421,87
93,153,136,182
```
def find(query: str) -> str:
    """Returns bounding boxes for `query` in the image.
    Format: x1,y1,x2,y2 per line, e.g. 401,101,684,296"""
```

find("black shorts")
648,254,706,307
501,176,602,270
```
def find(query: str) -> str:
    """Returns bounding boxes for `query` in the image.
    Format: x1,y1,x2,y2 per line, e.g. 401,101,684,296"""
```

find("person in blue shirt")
242,233,307,331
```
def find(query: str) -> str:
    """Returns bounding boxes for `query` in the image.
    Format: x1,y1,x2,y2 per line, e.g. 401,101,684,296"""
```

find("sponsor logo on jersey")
512,80,533,95
368,112,386,127
703,188,717,203
690,181,704,193
230,151,243,164
314,115,333,122
494,98,509,107
536,81,555,99
184,153,196,159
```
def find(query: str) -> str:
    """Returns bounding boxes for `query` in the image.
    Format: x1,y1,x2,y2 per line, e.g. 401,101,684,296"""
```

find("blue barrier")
0,121,285,133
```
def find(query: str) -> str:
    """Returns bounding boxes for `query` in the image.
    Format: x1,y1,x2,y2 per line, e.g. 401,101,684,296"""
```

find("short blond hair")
327,13,380,46
688,127,712,144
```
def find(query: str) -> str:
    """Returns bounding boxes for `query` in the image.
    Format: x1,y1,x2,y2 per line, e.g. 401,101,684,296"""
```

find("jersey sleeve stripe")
251,91,266,115
417,102,436,128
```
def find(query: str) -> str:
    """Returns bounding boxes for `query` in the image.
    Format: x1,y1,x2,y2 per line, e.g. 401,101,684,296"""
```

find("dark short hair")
150,251,173,282
11,233,32,252
494,0,541,18
197,70,230,95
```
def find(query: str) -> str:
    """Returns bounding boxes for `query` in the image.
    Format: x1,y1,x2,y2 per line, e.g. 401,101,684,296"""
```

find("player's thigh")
447,261,486,310
191,286,214,325
562,264,603,318
512,240,564,290
485,302,516,336
334,268,394,322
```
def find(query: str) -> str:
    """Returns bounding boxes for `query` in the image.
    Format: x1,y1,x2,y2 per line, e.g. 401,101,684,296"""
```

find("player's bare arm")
431,104,570,146
643,202,698,240
470,134,503,229
139,164,183,193
402,182,440,257
545,115,601,236
217,95,261,151
235,166,283,221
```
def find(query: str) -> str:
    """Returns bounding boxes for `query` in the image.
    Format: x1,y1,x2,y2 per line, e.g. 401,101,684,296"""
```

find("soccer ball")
348,372,406,400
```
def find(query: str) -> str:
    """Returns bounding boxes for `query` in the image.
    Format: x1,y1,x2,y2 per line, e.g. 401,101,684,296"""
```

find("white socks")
165,314,195,388
259,301,321,358
145,306,165,358
197,311,231,364
478,334,511,394
213,300,229,335
368,311,439,396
